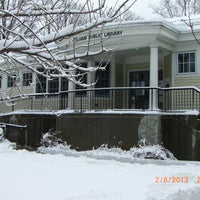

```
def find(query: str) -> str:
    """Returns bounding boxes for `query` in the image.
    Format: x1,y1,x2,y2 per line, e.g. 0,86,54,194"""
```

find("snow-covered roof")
114,14,200,33
103,15,200,36
165,14,200,32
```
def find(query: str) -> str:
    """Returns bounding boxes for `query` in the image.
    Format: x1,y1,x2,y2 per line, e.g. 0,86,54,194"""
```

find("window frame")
48,77,59,93
95,62,110,96
7,74,16,88
177,51,196,74
22,72,33,86
36,68,47,93
61,77,68,92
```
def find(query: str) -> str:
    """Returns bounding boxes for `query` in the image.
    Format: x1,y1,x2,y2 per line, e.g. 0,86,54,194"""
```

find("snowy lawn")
0,140,200,200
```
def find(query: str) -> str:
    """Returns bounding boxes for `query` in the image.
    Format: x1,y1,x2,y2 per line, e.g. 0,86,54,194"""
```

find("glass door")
129,71,149,109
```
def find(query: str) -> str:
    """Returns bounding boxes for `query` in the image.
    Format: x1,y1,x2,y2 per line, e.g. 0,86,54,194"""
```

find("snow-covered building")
1,17,200,160
0,16,200,112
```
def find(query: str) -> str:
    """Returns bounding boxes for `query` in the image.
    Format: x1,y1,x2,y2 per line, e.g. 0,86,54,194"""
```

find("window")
36,68,59,93
49,78,59,93
36,68,46,93
95,62,110,96
23,72,32,86
95,62,110,88
61,77,68,91
177,52,196,73
7,74,16,87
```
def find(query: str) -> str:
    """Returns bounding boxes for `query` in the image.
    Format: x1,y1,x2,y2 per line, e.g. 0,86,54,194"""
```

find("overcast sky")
106,0,161,20
131,0,161,19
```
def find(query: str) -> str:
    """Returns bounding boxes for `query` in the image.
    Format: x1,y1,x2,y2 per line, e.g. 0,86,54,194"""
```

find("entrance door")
129,71,149,109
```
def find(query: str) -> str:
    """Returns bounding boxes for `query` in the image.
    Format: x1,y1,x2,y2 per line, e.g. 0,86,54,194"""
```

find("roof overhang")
58,19,199,58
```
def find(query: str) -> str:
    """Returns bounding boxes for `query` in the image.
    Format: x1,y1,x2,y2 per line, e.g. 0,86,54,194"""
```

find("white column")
87,61,95,87
110,56,116,87
170,51,176,110
171,51,176,87
68,68,76,110
33,73,37,93
149,46,159,110
1,74,7,90
87,61,95,109
110,57,116,109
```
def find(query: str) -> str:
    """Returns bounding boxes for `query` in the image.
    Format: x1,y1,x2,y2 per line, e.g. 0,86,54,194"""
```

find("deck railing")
0,86,200,113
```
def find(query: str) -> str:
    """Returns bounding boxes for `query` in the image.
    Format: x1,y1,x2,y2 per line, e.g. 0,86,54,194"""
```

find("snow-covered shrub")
0,127,4,141
87,144,176,161
39,129,65,148
38,129,73,154
38,129,176,160
0,127,16,151
0,139,16,151
130,145,176,160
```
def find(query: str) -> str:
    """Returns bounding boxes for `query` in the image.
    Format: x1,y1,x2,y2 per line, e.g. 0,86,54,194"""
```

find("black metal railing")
0,86,200,113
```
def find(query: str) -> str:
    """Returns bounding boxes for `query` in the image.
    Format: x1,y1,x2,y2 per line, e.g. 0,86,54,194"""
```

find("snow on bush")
40,129,65,148
38,129,73,154
0,127,177,161
88,144,176,160
0,139,16,152
0,127,16,152
130,145,176,160
38,130,176,160
0,127,4,141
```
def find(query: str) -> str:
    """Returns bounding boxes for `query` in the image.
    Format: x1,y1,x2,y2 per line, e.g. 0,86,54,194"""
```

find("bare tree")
0,0,137,97
115,9,143,21
151,0,200,18
181,0,200,45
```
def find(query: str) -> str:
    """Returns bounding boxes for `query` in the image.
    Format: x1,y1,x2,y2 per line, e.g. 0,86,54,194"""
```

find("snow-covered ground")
0,140,200,200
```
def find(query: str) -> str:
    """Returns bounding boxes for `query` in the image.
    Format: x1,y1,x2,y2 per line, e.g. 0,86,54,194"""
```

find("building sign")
75,30,123,42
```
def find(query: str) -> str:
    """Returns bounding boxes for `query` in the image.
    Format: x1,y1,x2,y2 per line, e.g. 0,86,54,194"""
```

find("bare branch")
182,0,200,46
0,0,136,97
151,0,200,18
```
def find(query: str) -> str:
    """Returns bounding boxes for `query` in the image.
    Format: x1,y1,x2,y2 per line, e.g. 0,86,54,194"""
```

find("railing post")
80,92,83,113
192,89,195,110
31,96,34,110
199,92,200,112
162,89,165,111
87,90,93,110
68,67,76,110
149,46,159,110
12,101,14,112
68,91,75,110
59,93,62,110
149,88,158,111
111,89,114,110
150,88,153,111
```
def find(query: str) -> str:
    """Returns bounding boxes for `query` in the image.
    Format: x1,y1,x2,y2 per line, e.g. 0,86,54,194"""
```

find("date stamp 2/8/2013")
155,176,200,184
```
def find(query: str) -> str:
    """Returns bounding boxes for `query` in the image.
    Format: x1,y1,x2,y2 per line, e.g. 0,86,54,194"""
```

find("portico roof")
68,16,200,55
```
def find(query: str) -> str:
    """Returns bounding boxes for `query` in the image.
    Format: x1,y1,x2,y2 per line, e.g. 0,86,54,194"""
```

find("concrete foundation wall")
0,113,199,161
0,114,56,147
162,115,200,160
57,114,140,150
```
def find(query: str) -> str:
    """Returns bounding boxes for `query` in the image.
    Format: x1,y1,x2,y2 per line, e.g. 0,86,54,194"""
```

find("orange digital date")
197,176,200,183
155,176,189,184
